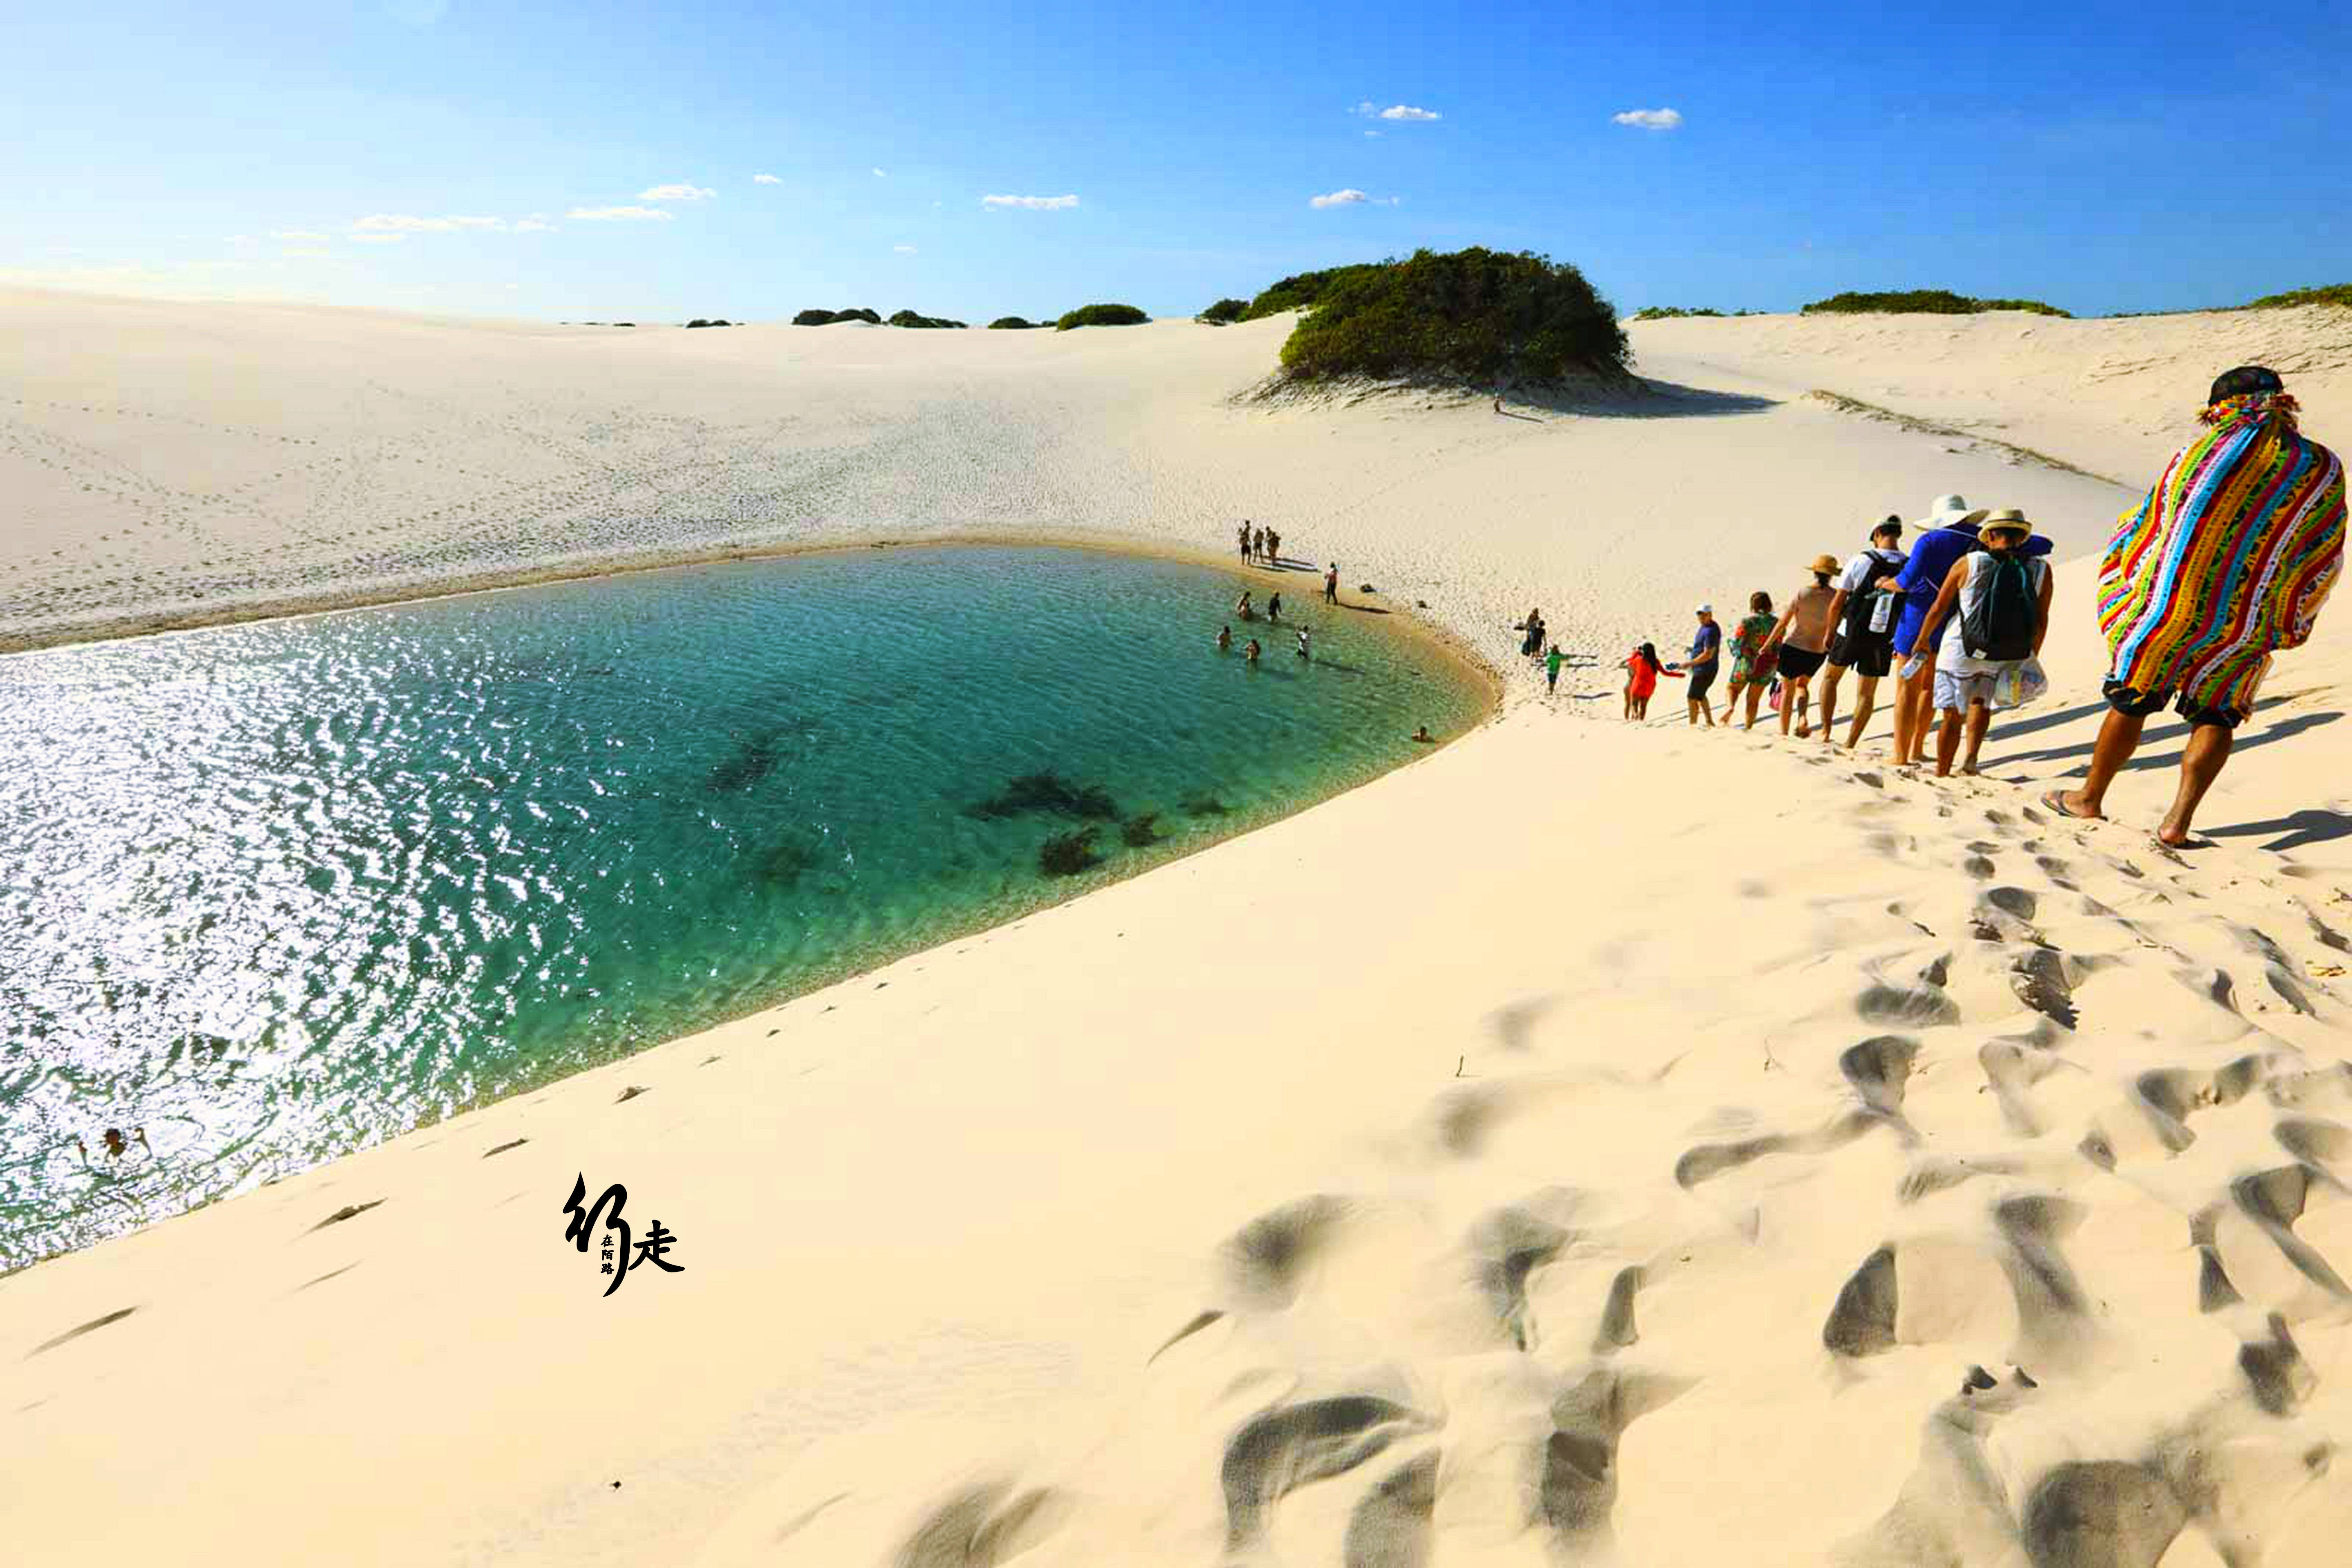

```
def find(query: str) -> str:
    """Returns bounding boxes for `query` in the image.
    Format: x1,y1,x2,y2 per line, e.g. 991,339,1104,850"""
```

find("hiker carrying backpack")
1958,548,2043,662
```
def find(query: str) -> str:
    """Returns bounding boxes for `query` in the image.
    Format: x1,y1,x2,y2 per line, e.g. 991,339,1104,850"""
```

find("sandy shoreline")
5,289,2350,1565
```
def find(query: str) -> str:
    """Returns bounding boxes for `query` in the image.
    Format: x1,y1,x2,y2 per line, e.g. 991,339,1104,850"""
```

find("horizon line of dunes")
1630,281,2350,321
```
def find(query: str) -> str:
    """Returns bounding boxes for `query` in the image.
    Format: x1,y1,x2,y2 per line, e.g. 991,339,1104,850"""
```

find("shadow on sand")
1499,378,1778,421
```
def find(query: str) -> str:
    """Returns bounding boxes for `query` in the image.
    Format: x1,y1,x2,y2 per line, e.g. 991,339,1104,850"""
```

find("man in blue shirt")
1676,604,1722,726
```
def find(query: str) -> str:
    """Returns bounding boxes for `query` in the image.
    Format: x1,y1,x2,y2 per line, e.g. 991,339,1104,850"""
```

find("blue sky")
4,0,2345,322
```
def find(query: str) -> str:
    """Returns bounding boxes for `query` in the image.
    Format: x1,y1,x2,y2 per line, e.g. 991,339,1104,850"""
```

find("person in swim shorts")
1674,607,1719,725
1763,555,1840,737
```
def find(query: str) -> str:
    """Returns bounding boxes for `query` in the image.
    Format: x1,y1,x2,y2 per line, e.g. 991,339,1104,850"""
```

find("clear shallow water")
1,545,1485,1268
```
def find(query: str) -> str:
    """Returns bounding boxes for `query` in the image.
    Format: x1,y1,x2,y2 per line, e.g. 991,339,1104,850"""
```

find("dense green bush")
792,307,882,325
1630,306,1723,321
1800,290,2071,318
1241,265,1384,321
684,318,733,328
1197,297,1249,325
886,309,968,328
2243,283,2352,311
1274,247,1629,387
1054,303,1149,330
987,316,1043,329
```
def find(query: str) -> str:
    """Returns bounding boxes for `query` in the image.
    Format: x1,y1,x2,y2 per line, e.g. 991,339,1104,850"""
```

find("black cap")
2209,365,2285,404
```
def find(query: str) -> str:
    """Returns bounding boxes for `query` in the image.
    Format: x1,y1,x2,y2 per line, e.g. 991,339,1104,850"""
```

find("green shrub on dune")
1196,297,1249,325
1240,265,1383,321
1054,303,1149,330
1630,306,1724,321
2243,283,2352,311
987,316,1044,329
1273,247,1629,388
791,307,883,326
886,309,968,328
1800,289,2071,318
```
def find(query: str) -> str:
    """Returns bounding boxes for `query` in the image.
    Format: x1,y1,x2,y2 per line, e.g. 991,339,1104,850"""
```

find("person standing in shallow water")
1243,638,1261,665
1216,624,1232,652
1267,590,1283,623
2050,366,2343,845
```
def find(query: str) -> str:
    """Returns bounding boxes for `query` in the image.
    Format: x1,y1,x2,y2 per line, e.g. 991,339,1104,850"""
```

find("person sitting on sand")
1267,590,1283,623
1244,638,1261,665
1763,556,1841,737
1817,516,1908,748
1720,591,1779,728
1216,624,1232,652
1909,510,2051,777
1674,606,1719,725
1544,641,1566,694
2049,366,2343,846
1296,627,1312,659
1325,564,1340,605
1235,589,1255,620
1624,642,1679,720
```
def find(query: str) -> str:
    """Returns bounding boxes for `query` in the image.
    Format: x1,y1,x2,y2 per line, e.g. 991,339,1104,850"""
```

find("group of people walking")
1605,365,2340,846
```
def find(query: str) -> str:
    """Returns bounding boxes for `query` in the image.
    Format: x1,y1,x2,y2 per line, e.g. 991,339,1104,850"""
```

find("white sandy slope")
3,294,2351,1566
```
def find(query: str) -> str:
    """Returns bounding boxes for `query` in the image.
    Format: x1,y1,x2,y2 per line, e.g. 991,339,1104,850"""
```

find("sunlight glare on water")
0,546,1486,1268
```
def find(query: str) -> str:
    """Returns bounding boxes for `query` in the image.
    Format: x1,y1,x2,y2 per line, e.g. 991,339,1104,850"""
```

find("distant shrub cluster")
1196,297,1249,325
2243,283,2352,311
684,318,733,329
1631,306,1723,321
791,307,882,326
1275,247,1630,387
1240,265,1385,321
1054,303,1149,330
987,316,1046,329
1800,290,2071,318
886,309,968,329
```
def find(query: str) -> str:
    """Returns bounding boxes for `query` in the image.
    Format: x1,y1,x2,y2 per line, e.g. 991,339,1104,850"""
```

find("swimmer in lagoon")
1236,590,1255,620
1216,624,1232,652
1244,638,1262,665
1410,724,1434,743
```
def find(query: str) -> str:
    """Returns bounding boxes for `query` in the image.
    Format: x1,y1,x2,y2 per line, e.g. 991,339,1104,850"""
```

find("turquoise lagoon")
0,545,1486,1268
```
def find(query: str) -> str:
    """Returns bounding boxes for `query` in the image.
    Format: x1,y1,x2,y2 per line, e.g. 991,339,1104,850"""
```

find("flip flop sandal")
2040,790,2097,822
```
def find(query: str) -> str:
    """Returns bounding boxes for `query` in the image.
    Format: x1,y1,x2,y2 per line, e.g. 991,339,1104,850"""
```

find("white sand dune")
3,291,2349,1565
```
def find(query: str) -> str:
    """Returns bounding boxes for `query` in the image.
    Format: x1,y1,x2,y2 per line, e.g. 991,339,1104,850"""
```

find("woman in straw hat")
1761,552,1843,737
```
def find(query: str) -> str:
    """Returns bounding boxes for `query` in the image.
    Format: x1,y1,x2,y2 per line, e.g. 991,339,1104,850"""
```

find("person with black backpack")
1817,515,1907,748
1905,509,2052,777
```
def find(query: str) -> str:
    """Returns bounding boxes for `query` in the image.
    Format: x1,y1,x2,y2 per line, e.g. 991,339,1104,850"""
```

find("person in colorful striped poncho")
2049,366,2344,846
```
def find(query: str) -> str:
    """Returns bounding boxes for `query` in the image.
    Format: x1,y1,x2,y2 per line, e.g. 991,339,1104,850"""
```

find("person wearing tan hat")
1761,552,1843,737
1906,508,2053,776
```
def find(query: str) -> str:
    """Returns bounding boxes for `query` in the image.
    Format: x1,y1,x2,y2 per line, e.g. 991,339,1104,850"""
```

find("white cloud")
1379,104,1439,121
1310,188,1369,208
1611,107,1684,131
568,205,674,222
281,248,334,259
353,213,504,233
753,173,781,184
1364,129,1381,138
981,193,1079,210
893,244,917,253
512,218,555,232
637,183,716,201
873,167,888,178
270,229,332,243
350,233,406,245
